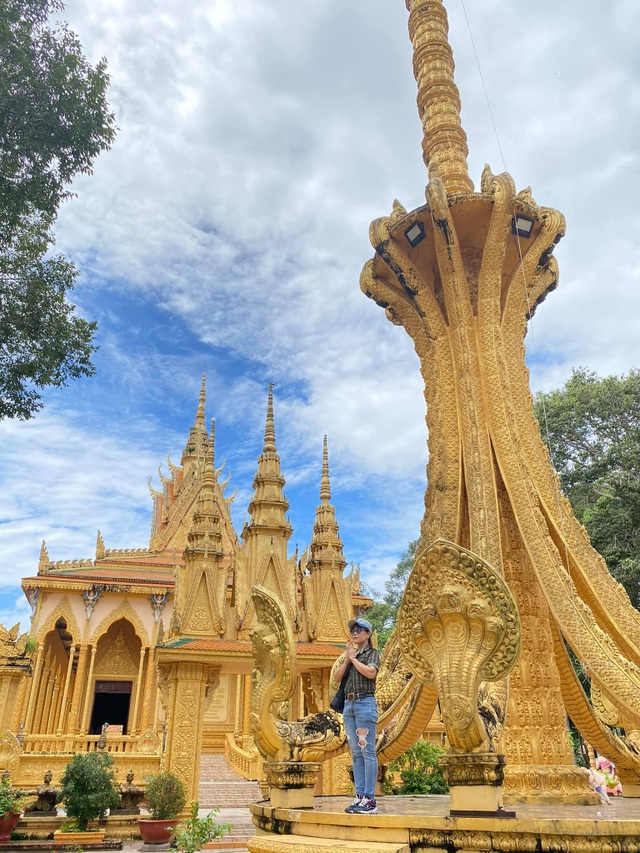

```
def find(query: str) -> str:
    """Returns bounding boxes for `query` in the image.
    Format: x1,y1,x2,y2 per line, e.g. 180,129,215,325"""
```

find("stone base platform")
13,814,141,841
249,794,640,853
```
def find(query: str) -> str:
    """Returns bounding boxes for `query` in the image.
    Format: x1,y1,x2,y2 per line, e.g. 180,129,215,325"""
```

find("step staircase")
198,754,262,850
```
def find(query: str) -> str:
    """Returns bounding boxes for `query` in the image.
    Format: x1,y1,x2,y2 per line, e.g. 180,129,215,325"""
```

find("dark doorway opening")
90,681,132,734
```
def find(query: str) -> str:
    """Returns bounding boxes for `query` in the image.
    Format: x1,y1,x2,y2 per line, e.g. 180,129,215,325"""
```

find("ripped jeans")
343,695,378,799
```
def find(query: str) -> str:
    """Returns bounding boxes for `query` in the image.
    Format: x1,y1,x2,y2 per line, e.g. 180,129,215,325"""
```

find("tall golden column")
407,0,473,194
362,0,640,802
70,644,90,734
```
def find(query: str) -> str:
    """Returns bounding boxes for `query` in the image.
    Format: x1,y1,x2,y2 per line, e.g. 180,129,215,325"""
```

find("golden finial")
263,384,276,453
195,372,206,429
209,418,216,470
406,0,473,194
38,540,49,572
96,530,106,559
320,436,331,504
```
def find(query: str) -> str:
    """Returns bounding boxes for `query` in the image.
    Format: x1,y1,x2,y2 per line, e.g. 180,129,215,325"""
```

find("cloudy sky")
1,0,639,632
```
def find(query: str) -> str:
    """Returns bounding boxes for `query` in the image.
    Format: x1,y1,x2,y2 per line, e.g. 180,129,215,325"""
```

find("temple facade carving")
0,380,370,795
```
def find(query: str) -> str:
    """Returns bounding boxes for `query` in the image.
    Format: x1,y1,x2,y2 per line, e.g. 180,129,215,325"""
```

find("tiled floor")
304,793,640,822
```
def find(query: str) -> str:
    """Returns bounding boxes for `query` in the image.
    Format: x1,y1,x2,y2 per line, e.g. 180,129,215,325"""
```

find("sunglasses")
350,625,366,634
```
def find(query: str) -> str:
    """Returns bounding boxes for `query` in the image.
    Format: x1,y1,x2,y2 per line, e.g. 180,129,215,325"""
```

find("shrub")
59,752,119,831
388,740,449,795
143,772,186,820
173,801,231,853
0,775,25,815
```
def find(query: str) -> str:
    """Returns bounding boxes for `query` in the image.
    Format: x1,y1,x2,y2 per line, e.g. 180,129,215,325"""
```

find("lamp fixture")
405,221,426,247
512,214,534,239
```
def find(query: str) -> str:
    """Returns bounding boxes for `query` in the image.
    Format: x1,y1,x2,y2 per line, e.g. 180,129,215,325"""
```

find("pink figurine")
596,756,623,797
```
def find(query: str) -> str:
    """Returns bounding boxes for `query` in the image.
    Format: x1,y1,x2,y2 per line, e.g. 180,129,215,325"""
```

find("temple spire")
195,372,206,431
209,418,216,476
263,383,276,453
320,435,331,504
406,0,473,194
309,437,345,572
181,373,209,475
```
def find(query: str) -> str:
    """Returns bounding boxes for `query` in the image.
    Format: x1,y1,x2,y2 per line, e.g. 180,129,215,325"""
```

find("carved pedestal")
440,752,513,816
264,761,320,809
618,768,640,798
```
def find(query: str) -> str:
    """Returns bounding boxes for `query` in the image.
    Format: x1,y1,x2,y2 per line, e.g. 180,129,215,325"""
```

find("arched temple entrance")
89,619,141,735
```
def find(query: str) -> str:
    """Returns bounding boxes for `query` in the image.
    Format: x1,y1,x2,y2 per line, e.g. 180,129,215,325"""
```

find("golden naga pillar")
398,540,520,813
361,0,640,803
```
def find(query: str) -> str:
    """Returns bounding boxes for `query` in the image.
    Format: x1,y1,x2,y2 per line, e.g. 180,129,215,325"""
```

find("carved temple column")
70,644,90,734
46,675,60,734
0,664,30,732
242,674,252,733
81,645,97,734
131,647,146,734
24,644,44,733
163,661,209,804
34,667,52,733
140,646,157,732
57,645,77,735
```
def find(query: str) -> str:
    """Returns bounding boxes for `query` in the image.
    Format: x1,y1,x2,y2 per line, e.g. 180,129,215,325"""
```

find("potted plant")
57,752,119,842
173,801,231,853
0,775,24,843
138,771,186,845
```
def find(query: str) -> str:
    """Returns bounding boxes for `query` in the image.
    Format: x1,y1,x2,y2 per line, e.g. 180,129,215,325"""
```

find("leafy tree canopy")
534,367,640,606
385,739,448,795
0,0,116,419
59,752,119,830
365,539,418,649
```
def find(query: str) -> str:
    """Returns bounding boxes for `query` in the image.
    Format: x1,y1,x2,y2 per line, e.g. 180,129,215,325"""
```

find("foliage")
387,739,448,795
173,801,231,853
143,771,186,821
0,775,25,815
0,0,116,420
363,540,419,650
567,725,588,769
59,752,119,831
534,368,640,607
0,227,97,419
23,636,37,655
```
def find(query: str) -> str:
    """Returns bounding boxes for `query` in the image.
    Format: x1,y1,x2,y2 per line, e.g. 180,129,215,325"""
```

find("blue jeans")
343,696,378,799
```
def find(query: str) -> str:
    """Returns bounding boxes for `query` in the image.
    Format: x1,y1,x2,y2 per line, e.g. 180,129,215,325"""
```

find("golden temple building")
0,380,371,796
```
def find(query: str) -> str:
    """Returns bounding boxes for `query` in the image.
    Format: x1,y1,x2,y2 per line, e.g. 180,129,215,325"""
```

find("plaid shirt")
343,644,380,696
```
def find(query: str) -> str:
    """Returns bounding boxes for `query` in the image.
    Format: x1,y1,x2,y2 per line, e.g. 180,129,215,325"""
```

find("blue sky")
1,0,639,632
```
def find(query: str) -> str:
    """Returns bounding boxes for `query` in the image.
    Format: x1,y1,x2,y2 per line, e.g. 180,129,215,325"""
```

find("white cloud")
1,0,638,629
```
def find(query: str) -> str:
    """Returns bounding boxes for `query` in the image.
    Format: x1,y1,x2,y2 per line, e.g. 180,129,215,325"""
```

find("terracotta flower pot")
138,818,179,845
0,812,22,843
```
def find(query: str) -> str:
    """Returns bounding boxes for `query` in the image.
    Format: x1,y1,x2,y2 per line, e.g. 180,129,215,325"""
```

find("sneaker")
352,796,378,815
344,795,364,813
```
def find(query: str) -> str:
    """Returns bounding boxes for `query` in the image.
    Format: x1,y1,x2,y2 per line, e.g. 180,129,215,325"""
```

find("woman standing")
334,617,380,814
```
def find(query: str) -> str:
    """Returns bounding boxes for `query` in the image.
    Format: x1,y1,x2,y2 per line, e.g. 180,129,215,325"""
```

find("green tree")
534,368,640,606
364,539,419,649
0,0,116,419
387,739,448,795
59,752,119,831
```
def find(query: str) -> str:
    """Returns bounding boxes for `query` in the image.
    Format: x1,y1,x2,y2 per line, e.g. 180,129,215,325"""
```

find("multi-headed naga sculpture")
249,584,440,780
398,540,520,755
360,0,640,802
250,585,342,765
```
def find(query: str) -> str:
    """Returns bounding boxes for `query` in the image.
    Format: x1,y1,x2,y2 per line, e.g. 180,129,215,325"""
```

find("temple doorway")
90,680,132,734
